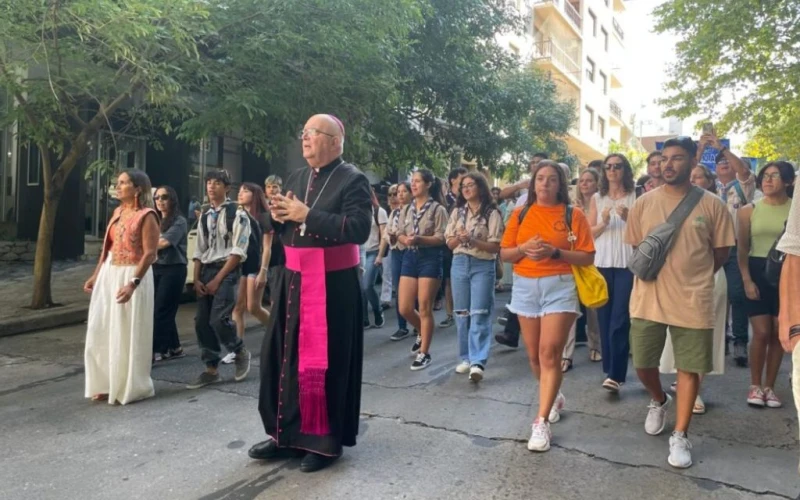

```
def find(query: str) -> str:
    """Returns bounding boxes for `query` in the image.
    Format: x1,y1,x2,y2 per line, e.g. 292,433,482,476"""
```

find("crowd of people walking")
80,117,797,473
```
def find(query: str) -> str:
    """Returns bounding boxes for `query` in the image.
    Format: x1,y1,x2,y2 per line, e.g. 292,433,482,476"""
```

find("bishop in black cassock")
248,114,371,473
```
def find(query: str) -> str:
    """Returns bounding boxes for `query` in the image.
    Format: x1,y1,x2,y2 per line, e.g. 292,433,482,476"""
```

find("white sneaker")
527,417,551,452
548,391,566,424
644,393,672,436
221,352,236,364
469,365,484,382
668,431,693,468
455,361,471,374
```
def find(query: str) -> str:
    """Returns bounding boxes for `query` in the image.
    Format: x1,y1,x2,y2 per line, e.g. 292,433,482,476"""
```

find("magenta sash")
284,244,360,435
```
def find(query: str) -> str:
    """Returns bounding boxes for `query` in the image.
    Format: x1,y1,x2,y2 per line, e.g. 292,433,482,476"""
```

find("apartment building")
525,0,631,165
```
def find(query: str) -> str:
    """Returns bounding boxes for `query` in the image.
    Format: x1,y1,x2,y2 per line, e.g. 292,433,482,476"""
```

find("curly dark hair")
599,154,635,196
155,185,181,232
455,172,498,220
526,160,570,206
757,161,796,198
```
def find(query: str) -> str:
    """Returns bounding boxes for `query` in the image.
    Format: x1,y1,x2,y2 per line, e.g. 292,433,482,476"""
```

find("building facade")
526,0,632,165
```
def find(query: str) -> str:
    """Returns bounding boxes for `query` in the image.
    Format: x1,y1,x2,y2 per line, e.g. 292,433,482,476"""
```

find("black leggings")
153,264,187,354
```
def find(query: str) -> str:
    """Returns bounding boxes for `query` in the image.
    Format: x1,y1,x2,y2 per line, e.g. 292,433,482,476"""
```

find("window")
605,0,610,6
24,143,41,186
598,117,606,139
585,106,595,131
588,9,597,37
599,71,608,95
601,28,609,51
586,58,595,82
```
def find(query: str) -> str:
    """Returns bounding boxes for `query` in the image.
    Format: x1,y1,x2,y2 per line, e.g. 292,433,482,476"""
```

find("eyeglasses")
388,192,398,197
460,182,477,190
155,195,170,201
299,128,335,139
762,172,783,181
604,163,623,171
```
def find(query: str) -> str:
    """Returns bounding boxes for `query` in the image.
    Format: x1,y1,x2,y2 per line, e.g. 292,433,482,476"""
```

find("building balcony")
533,0,582,36
613,18,624,42
610,99,624,126
532,39,581,89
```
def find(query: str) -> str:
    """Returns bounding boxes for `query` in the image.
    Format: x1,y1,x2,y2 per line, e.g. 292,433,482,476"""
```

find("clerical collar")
313,157,344,174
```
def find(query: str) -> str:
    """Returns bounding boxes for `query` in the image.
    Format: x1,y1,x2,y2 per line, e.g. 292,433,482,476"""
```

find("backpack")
201,203,260,257
627,186,705,281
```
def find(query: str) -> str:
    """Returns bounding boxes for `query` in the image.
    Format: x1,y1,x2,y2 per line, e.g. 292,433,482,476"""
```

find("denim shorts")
507,273,580,318
401,247,444,280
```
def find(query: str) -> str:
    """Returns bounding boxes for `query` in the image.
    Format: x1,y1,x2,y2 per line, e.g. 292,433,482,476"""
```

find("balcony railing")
534,0,582,32
533,40,581,84
613,17,624,40
610,100,622,121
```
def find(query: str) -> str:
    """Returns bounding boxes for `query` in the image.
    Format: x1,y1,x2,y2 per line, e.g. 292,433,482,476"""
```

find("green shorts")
630,319,713,374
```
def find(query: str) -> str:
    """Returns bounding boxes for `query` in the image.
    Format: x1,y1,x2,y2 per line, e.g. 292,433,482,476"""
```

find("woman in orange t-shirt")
500,160,595,452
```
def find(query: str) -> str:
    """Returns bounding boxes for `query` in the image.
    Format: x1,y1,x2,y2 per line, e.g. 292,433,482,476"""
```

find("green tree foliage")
0,0,215,308
1,0,575,308
653,0,800,156
373,0,575,176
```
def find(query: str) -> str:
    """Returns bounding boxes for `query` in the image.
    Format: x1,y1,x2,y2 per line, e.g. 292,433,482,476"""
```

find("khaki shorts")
630,319,713,374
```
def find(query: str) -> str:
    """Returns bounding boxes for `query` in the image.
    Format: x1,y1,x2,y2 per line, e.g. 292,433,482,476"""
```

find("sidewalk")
0,261,96,337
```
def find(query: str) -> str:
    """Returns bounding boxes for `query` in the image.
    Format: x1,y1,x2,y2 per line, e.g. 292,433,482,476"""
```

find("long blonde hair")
575,168,600,210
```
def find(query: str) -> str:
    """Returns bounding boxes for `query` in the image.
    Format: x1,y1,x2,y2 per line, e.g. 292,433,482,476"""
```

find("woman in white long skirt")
660,166,727,414
83,169,160,405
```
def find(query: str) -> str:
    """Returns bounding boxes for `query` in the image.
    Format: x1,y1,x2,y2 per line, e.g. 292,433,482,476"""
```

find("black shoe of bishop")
300,452,340,473
248,439,303,460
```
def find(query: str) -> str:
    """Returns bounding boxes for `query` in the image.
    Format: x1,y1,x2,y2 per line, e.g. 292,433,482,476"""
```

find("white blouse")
593,191,636,269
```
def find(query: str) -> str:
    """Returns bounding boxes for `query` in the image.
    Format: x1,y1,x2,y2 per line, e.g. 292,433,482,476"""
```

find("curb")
0,305,89,338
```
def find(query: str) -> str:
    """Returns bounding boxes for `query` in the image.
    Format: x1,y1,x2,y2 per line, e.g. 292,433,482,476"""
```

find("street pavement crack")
360,411,795,499
0,366,84,397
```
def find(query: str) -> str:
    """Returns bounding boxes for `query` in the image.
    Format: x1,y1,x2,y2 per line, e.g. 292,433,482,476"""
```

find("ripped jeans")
452,254,496,367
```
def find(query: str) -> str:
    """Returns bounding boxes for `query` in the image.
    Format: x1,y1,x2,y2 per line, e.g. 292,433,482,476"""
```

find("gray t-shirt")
156,215,188,266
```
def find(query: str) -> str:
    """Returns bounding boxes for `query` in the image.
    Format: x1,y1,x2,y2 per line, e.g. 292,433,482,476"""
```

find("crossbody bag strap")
733,181,748,205
565,204,575,251
665,186,705,228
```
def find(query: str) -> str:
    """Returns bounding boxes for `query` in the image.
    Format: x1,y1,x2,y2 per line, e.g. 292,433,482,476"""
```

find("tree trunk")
30,187,62,309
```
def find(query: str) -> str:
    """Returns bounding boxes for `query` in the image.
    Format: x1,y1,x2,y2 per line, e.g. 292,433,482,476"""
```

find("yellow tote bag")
566,205,608,309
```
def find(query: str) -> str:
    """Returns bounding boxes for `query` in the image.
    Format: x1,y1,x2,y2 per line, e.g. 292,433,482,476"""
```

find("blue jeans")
391,249,407,330
723,247,748,346
597,267,633,383
452,255,496,367
362,250,381,321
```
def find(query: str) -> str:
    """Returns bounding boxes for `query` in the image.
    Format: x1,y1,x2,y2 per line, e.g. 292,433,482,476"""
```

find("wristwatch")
130,277,141,288
551,248,562,260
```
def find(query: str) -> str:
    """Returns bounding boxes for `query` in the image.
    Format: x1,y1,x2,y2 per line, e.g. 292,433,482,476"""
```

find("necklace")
299,161,343,236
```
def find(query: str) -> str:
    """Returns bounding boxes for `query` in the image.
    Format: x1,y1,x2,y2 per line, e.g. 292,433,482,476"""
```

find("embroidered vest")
100,207,157,266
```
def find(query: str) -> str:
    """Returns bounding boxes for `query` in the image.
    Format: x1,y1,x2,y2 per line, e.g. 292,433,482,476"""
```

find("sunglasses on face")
388,192,398,197
155,195,170,201
604,163,623,171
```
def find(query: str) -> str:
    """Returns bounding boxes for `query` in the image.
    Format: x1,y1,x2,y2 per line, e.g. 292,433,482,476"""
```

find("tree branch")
0,56,41,130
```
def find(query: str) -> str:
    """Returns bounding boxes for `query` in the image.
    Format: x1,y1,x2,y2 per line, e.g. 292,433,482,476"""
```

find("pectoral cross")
300,222,307,236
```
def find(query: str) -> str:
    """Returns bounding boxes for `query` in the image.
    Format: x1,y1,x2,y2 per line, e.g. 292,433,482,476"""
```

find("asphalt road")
2,294,800,500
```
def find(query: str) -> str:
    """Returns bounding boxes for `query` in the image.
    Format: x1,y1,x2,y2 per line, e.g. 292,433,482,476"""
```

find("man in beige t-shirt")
625,136,735,470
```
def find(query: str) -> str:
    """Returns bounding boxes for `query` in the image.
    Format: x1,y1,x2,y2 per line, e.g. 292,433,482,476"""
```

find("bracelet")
261,267,268,272
790,325,800,339
517,246,524,256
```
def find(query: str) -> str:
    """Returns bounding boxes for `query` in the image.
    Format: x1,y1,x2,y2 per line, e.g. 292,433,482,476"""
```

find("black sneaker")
234,348,251,382
390,328,410,341
374,310,385,328
438,315,454,328
380,302,392,311
363,319,372,329
733,344,748,367
410,353,432,371
187,371,221,389
411,334,422,354
497,315,508,326
169,347,186,359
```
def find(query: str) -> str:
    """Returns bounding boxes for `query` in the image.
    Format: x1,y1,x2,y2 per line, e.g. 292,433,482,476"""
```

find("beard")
663,167,691,186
